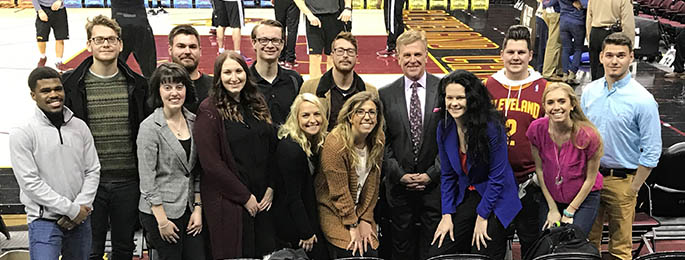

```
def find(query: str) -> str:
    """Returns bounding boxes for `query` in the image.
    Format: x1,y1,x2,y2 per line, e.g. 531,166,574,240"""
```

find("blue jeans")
560,21,586,73
29,217,92,260
90,179,140,260
539,190,601,236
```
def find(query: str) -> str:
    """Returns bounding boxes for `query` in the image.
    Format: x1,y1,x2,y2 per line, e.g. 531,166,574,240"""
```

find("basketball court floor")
0,4,684,258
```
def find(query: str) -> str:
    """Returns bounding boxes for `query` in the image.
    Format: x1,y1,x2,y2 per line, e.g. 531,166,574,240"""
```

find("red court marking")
661,120,685,136
65,35,443,75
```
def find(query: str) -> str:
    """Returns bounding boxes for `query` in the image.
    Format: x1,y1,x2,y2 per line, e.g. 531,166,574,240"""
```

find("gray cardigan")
137,107,200,219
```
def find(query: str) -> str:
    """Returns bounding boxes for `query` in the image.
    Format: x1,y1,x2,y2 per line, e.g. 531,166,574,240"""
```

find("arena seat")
634,251,685,260
426,254,492,260
531,252,601,260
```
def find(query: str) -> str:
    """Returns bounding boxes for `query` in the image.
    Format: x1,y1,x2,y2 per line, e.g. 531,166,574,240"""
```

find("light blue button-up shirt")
580,72,662,169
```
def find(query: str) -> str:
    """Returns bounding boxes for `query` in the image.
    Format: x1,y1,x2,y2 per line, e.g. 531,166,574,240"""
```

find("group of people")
536,0,636,84
13,8,662,260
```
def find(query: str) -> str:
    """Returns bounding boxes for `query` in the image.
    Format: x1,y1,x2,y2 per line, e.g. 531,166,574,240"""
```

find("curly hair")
210,51,272,124
438,70,504,166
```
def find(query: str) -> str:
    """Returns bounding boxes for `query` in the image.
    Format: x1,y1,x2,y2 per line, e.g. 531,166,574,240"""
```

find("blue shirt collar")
603,72,632,92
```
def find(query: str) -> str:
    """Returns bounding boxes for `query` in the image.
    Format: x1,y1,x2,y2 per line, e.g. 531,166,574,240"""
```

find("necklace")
167,117,186,137
549,126,571,185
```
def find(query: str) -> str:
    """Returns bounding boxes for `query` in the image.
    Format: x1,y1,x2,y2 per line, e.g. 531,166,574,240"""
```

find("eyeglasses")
333,48,357,56
256,37,284,46
90,36,120,45
355,109,377,119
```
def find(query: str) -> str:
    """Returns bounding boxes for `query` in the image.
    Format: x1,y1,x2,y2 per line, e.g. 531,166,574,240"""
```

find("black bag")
522,224,600,260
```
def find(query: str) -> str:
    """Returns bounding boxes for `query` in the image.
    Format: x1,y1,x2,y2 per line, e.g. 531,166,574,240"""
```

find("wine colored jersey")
484,68,547,183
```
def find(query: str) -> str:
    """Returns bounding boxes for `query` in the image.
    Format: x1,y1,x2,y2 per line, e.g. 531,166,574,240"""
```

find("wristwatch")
193,202,202,207
347,222,359,228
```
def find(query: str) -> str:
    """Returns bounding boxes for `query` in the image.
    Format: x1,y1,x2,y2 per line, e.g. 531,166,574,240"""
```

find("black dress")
224,104,278,258
274,137,329,259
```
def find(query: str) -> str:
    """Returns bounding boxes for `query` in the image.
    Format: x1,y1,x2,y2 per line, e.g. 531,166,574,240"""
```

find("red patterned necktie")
410,82,423,157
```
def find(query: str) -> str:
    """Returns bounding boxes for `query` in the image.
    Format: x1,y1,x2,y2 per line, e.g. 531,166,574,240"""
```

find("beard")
172,56,199,74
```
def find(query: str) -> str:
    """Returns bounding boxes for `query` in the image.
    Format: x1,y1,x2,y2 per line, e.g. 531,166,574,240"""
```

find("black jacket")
61,56,150,146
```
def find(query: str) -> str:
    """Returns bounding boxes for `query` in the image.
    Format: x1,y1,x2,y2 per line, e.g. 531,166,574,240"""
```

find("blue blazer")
437,119,522,228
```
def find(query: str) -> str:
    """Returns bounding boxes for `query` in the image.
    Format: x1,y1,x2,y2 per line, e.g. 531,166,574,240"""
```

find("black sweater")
275,137,321,241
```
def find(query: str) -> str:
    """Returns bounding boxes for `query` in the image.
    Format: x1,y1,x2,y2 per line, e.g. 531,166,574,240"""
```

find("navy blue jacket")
559,0,588,25
437,119,522,228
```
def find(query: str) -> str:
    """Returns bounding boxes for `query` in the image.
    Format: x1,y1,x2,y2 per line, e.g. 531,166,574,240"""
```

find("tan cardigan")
299,75,378,119
315,131,383,250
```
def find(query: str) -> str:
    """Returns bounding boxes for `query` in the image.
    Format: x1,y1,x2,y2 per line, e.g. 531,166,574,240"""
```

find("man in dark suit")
379,30,441,260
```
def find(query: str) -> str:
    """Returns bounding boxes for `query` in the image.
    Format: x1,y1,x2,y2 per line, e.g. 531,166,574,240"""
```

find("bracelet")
193,202,202,207
344,7,352,11
563,209,575,218
347,222,359,229
158,220,171,229
568,204,578,211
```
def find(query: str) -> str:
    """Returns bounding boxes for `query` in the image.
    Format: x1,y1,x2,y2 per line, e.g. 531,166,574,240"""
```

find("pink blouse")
526,117,603,204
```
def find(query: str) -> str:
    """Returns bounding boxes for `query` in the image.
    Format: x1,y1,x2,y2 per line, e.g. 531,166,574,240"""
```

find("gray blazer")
137,107,200,219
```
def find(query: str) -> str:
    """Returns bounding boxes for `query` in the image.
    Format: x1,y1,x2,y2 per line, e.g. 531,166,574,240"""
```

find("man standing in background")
376,0,405,57
111,0,158,78
586,0,635,80
273,0,300,69
33,0,69,71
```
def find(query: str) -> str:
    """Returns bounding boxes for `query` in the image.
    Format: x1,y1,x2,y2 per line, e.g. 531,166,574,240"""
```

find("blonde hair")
396,30,427,53
277,93,329,156
85,15,122,40
542,83,603,155
330,91,385,173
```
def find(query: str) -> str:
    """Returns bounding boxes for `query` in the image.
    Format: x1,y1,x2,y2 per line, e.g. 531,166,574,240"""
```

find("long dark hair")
438,70,504,166
210,51,271,124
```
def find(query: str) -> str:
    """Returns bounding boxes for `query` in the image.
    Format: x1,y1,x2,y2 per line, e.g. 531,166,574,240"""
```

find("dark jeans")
112,11,157,78
589,27,613,80
539,190,601,236
674,29,685,73
383,0,405,50
389,188,442,260
328,242,379,259
90,179,140,260
427,189,509,260
274,0,299,62
561,21,586,73
535,16,549,72
510,183,542,256
140,210,206,260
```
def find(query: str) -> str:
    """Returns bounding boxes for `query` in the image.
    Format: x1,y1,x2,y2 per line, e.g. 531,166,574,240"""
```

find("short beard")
172,56,198,74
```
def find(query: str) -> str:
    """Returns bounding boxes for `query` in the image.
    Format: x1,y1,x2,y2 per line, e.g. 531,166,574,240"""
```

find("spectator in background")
274,93,330,259
430,70,522,260
273,0,301,68
665,29,685,79
527,82,603,235
214,0,251,62
559,0,587,85
317,91,385,258
583,33,661,260
294,0,352,78
586,0,635,80
542,0,563,81
376,0,406,57
111,0,157,78
33,0,69,71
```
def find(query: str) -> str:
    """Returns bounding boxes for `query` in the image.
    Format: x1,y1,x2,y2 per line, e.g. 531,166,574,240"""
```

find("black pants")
90,179,140,260
389,187,442,260
328,242,379,259
674,29,685,73
113,11,157,78
140,210,206,260
427,189,509,260
274,0,299,62
383,0,405,50
509,183,542,256
589,27,614,80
